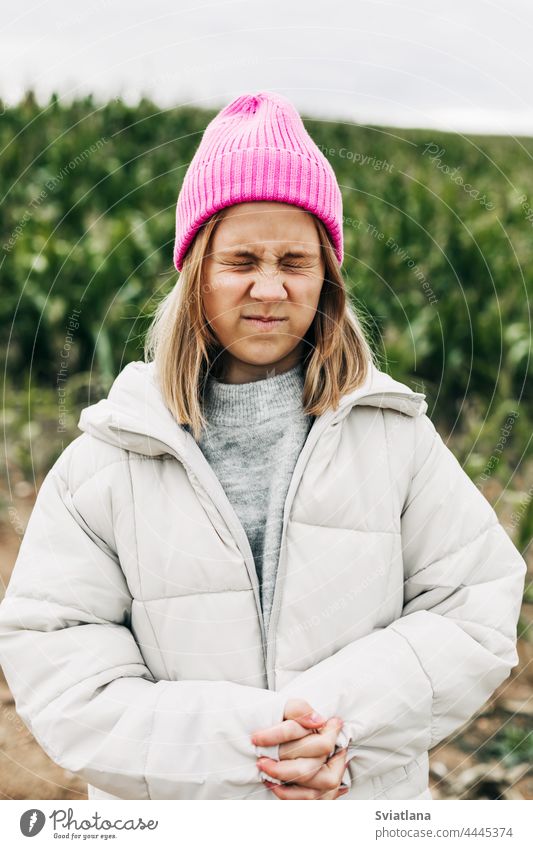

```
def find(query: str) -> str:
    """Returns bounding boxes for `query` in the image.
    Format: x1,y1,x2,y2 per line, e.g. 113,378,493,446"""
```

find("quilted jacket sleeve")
277,412,527,785
0,442,286,800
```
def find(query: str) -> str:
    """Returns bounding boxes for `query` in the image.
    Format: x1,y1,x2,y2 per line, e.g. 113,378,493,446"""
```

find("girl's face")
202,201,325,384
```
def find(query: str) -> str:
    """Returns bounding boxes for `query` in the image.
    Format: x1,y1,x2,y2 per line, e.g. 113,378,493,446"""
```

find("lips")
242,316,287,331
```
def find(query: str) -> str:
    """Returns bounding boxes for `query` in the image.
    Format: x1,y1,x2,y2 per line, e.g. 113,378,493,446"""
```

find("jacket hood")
77,359,428,459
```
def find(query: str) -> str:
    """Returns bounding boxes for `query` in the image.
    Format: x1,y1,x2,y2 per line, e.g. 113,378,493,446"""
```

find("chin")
237,343,287,361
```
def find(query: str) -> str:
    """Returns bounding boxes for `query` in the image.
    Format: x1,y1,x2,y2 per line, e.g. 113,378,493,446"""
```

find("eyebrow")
215,248,319,261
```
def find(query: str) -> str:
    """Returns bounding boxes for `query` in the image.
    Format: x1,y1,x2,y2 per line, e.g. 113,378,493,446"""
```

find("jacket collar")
78,359,427,460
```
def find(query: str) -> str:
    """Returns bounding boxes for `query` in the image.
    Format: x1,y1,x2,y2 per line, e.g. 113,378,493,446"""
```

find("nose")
248,267,288,301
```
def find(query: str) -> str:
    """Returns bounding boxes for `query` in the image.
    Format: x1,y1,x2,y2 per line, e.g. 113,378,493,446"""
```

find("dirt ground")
0,489,531,801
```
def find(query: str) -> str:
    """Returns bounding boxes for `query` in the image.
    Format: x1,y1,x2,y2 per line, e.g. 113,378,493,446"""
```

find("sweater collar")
201,361,306,426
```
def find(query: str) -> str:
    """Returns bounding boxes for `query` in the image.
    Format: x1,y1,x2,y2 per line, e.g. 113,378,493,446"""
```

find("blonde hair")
144,208,377,442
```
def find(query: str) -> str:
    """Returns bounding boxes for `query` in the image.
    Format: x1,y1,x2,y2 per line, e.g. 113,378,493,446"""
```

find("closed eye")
226,262,306,272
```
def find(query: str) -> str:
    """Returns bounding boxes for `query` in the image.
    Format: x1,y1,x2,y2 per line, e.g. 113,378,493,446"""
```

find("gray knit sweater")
196,361,314,636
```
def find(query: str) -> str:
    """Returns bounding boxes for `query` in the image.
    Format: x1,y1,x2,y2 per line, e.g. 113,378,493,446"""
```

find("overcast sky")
2,0,533,135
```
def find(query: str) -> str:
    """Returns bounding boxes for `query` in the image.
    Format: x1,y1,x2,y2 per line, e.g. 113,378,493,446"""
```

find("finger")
257,754,326,784
266,781,347,801
290,746,349,791
266,782,325,800
314,785,341,800
279,717,344,760
283,698,327,730
251,717,313,748
308,747,349,792
335,786,350,799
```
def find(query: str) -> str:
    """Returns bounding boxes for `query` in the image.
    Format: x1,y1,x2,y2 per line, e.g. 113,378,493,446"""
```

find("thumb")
284,698,327,728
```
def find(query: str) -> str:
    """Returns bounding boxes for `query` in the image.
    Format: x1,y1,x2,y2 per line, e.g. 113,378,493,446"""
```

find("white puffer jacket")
0,359,526,801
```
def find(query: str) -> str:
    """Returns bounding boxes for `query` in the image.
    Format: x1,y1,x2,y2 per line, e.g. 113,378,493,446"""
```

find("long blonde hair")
144,208,377,441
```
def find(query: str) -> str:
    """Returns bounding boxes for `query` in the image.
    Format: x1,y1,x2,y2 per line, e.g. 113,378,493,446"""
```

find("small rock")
499,698,533,717
429,760,449,780
14,481,35,499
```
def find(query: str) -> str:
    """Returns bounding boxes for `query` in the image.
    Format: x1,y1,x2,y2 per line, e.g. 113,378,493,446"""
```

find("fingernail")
310,711,326,723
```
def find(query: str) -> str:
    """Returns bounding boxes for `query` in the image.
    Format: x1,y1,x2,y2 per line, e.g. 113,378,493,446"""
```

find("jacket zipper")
108,388,425,690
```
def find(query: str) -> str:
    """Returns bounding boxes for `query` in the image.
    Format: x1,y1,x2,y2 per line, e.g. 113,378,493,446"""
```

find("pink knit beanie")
173,91,344,271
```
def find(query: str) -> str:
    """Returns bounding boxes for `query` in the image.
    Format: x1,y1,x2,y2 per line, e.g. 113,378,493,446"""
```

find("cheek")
203,277,245,327
287,281,321,326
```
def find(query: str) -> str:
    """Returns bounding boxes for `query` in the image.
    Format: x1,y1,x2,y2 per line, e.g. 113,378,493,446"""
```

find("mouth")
242,316,288,331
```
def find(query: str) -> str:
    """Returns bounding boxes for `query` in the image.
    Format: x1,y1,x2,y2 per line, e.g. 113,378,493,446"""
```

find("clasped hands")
251,698,349,800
